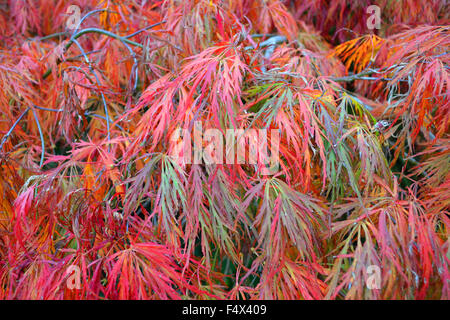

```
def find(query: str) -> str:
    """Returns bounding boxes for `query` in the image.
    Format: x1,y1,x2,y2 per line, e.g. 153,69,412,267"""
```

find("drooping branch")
42,22,165,79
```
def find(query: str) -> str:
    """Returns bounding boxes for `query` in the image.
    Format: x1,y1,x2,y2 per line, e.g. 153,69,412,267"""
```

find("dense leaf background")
0,0,448,299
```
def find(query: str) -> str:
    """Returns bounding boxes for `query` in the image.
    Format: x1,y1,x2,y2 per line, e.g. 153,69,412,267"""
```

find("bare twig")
0,108,30,153
330,69,375,82
125,21,166,39
31,107,45,167
72,39,111,145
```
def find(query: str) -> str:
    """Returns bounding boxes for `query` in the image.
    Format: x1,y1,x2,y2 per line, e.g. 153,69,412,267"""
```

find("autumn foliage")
0,0,449,300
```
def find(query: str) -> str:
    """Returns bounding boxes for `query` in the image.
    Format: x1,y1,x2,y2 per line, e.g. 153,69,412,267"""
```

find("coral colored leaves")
0,1,448,300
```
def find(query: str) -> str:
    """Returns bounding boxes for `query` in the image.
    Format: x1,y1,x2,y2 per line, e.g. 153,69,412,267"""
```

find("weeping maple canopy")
0,0,448,300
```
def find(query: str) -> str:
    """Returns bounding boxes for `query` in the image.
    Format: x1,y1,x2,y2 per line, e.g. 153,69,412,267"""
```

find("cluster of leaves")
0,0,448,299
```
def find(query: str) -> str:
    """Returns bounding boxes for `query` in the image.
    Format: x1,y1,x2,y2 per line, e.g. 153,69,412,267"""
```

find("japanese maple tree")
0,0,448,300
